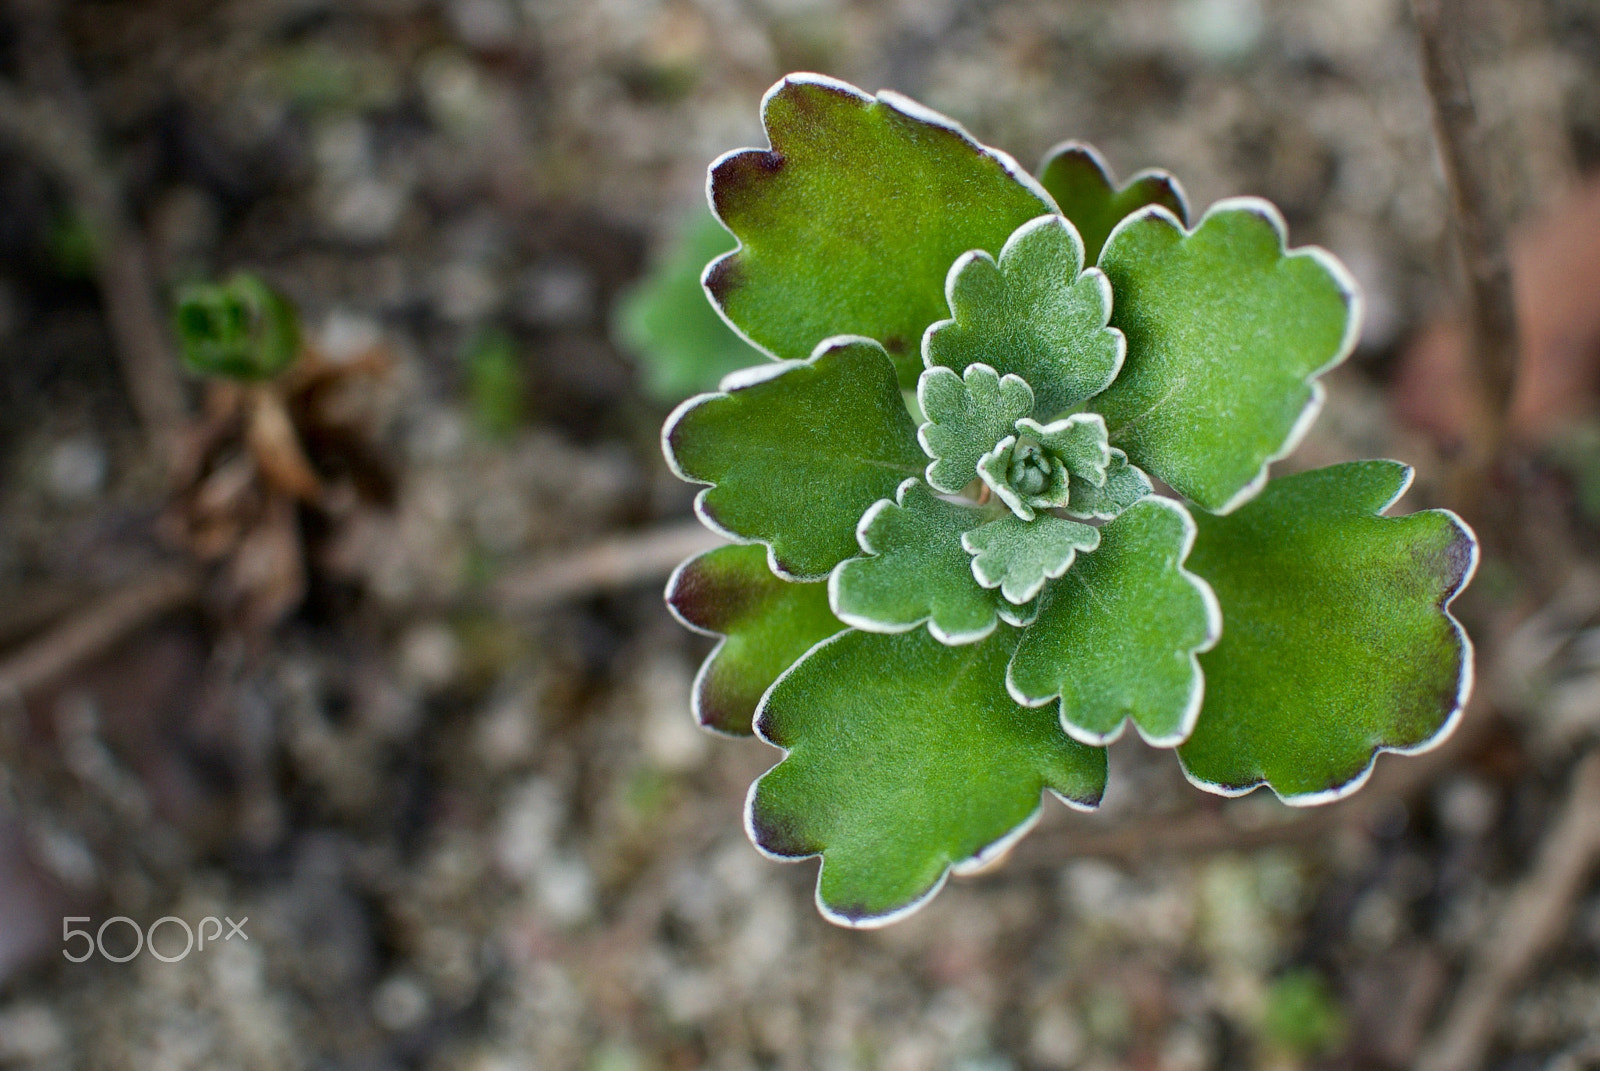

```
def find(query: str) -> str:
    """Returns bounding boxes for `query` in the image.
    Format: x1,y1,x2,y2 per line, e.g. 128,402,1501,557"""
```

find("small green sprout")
174,272,301,381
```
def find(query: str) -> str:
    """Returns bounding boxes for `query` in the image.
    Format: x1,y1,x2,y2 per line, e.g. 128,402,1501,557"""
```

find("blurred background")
0,0,1598,1068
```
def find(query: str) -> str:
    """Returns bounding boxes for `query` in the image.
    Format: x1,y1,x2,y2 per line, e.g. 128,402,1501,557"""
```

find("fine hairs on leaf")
662,72,1477,927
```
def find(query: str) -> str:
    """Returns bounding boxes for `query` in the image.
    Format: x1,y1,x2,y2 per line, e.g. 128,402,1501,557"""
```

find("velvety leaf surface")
707,74,1055,386
667,544,845,735
750,627,1107,926
1018,414,1112,485
615,207,767,401
1008,498,1220,746
918,363,1034,494
1037,142,1188,265
1094,201,1360,513
964,513,1100,605
1064,450,1152,520
977,435,1067,521
664,337,926,579
924,214,1123,418
1178,461,1476,802
830,479,1001,644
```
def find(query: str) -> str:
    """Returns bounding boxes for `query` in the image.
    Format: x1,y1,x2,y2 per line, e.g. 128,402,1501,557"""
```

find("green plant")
614,206,765,401
663,74,1477,926
174,272,301,381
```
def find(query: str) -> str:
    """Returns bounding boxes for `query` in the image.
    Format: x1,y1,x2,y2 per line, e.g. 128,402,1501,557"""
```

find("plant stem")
1409,0,1519,463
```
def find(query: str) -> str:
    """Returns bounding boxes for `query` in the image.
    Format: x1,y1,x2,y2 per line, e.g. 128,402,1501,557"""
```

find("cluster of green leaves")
174,272,301,381
663,75,1477,926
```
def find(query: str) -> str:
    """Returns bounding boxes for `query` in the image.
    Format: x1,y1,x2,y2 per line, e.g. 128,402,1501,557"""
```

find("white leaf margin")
1004,496,1224,750
743,628,1104,929
1097,196,1365,516
699,72,1061,363
1177,465,1480,806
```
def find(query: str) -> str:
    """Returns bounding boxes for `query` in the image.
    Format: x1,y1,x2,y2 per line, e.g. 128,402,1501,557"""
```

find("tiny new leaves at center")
664,336,926,580
1008,498,1221,747
706,74,1056,386
1093,201,1360,513
749,627,1107,927
924,214,1124,420
1178,461,1476,803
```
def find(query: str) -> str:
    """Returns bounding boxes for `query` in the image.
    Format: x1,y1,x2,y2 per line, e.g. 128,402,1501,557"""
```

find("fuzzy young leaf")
830,480,1002,645
1178,462,1476,802
615,207,767,401
1038,142,1188,265
1064,449,1152,520
1007,498,1220,747
1094,201,1359,513
749,627,1107,926
917,363,1034,494
665,337,926,580
924,215,1123,419
963,513,1100,605
667,544,845,736
706,74,1056,386
174,272,300,381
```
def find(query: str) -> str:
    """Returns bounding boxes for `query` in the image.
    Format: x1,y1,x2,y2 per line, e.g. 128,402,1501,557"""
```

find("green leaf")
963,513,1100,605
464,328,525,440
664,336,926,580
614,206,767,401
666,544,845,736
1037,142,1188,265
1007,498,1220,746
917,363,1034,494
1093,200,1360,513
749,627,1107,926
1178,461,1476,803
174,272,301,381
1064,449,1153,521
829,479,1002,644
705,74,1056,387
924,214,1123,418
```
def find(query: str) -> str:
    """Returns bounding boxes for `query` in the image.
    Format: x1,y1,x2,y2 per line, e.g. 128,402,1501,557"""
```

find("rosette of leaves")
663,74,1478,927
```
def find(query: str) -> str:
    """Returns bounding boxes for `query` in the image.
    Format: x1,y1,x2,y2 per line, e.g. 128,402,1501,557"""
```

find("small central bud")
1009,441,1051,497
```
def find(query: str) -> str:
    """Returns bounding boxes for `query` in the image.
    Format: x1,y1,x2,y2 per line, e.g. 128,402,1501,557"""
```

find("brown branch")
0,568,201,698
1410,0,1519,463
1417,750,1600,1071
0,1,188,463
492,521,723,611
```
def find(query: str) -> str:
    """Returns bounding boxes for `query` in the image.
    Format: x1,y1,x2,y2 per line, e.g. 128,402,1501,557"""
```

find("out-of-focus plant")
660,74,1478,927
614,206,764,401
175,272,302,381
1261,969,1346,1058
463,327,526,441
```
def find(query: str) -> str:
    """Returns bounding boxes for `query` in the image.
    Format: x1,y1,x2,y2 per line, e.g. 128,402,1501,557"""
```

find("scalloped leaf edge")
1099,196,1365,516
744,629,1103,929
1003,496,1224,749
699,73,1060,365
1177,464,1479,805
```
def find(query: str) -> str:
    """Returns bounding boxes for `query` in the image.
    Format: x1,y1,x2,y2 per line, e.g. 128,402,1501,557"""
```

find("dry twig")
1409,0,1519,464
0,0,188,461
1417,751,1600,1071
493,521,723,612
0,568,200,699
